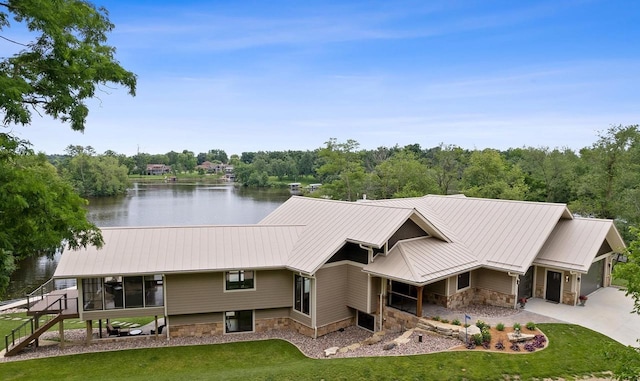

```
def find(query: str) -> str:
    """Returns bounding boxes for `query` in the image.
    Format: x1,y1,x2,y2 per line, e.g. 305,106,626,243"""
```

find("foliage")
316,138,365,201
475,320,489,330
0,135,102,295
513,322,521,330
440,318,449,324
614,227,640,316
472,333,483,346
494,340,505,350
58,145,130,197
0,0,136,131
496,322,505,331
451,318,460,326
510,342,521,351
526,321,536,330
460,149,528,200
481,327,492,343
0,324,634,381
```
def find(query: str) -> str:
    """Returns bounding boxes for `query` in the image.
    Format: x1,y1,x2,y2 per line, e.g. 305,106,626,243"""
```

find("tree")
59,145,129,197
0,0,135,295
429,143,467,195
374,149,438,198
1,0,136,131
0,135,102,293
316,138,365,201
460,149,528,200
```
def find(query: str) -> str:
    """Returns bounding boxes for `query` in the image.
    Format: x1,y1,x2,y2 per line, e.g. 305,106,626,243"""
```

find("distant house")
52,195,624,340
146,164,171,175
196,161,227,174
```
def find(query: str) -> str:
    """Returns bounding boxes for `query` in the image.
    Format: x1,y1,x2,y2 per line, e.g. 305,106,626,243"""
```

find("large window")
225,270,255,290
225,310,253,333
294,274,311,315
82,275,164,311
457,271,470,290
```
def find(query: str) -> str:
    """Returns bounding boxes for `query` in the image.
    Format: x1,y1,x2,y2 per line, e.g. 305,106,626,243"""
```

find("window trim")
293,274,311,316
224,270,256,292
224,310,254,334
457,271,471,291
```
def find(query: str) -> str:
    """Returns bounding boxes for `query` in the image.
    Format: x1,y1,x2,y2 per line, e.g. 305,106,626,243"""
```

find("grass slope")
1,324,639,381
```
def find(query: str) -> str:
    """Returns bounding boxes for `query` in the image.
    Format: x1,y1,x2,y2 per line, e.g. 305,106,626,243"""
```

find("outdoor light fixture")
565,275,569,282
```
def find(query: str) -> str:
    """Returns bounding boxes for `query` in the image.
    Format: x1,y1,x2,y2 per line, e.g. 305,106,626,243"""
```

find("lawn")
0,313,153,350
1,324,639,380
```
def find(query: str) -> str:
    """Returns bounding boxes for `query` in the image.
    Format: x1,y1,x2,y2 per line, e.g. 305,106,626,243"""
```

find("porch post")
85,320,93,345
59,319,65,349
154,315,159,339
416,286,424,317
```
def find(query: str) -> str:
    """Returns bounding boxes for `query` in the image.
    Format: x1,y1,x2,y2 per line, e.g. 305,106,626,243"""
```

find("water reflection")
4,184,290,299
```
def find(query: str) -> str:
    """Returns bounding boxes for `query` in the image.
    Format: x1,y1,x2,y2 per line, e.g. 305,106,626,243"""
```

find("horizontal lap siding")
170,312,222,325
316,266,351,327
425,279,446,295
346,265,369,312
474,268,512,294
165,270,292,315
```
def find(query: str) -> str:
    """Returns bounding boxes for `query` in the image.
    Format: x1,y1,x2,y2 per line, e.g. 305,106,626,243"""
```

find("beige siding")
169,312,222,325
316,266,352,327
165,270,292,315
448,271,473,295
82,306,164,321
425,279,446,295
256,308,290,319
474,268,512,294
369,276,382,313
346,265,369,312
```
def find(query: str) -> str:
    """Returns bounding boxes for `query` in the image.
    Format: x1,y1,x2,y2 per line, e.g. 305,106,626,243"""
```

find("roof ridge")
100,224,307,230
426,194,568,207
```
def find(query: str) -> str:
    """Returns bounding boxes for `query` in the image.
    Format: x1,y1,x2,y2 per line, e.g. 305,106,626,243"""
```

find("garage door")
581,259,604,296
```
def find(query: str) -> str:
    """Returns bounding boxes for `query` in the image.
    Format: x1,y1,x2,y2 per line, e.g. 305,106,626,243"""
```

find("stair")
4,313,64,357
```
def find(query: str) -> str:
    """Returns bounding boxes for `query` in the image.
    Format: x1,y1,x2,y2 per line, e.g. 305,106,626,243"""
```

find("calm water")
5,183,290,299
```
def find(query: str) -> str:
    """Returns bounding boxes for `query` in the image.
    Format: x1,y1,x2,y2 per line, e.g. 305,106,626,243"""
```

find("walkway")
526,287,640,347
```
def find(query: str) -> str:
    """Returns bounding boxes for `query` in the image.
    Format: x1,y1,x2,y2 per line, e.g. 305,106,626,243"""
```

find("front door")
545,270,562,303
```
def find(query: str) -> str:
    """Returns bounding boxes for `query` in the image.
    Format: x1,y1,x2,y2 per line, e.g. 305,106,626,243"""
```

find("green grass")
1,324,639,380
0,313,153,349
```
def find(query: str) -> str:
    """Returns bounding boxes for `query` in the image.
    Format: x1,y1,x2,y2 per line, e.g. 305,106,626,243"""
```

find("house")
146,164,172,175
51,195,625,341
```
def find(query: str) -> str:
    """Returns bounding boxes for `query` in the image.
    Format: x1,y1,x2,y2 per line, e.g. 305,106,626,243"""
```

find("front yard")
1,324,639,380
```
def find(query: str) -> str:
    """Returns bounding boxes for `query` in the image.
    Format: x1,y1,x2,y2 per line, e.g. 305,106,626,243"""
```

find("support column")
416,286,424,317
154,315,159,339
85,320,93,345
59,320,65,349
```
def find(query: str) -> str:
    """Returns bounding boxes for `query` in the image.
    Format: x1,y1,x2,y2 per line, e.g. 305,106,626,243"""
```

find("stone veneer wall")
423,292,448,307
562,291,576,306
383,307,421,332
170,317,353,339
473,288,515,308
446,287,475,309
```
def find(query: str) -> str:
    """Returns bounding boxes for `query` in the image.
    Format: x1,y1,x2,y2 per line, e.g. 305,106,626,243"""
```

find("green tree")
460,149,528,200
429,143,467,195
0,0,136,131
316,138,365,201
0,135,102,293
374,149,438,198
60,145,129,197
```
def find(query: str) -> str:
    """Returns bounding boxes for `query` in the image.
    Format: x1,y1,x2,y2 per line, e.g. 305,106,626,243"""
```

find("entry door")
545,271,562,303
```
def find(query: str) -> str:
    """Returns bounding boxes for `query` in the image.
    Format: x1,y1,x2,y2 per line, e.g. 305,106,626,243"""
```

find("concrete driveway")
526,287,640,347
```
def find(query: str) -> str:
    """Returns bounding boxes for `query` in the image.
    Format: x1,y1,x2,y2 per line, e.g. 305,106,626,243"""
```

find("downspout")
379,278,385,332
163,274,169,341
312,276,318,339
508,272,519,310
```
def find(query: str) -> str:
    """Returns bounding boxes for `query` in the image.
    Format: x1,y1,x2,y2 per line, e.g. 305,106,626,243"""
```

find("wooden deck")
28,289,79,318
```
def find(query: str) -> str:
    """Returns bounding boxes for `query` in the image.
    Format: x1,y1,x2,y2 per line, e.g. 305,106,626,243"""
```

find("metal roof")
54,225,305,278
533,217,625,272
363,237,479,284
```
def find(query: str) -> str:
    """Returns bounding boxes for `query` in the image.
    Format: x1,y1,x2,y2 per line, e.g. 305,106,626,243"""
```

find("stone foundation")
169,322,223,338
255,317,290,333
473,288,515,308
562,291,576,306
446,287,476,309
383,307,421,332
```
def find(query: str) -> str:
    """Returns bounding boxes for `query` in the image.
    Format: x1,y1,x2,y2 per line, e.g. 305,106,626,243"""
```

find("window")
457,271,470,290
357,311,375,332
144,275,164,307
225,310,253,333
81,275,164,311
294,274,311,315
225,270,255,290
124,276,144,308
82,278,103,311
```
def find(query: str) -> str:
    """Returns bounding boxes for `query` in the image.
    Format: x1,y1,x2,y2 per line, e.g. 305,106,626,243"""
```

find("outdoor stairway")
4,313,64,357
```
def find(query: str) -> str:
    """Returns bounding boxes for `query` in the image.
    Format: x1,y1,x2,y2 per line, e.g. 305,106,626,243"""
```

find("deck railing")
4,295,78,352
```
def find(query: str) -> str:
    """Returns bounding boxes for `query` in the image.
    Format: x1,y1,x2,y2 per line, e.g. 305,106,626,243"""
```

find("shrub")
451,319,461,326
510,342,520,351
513,322,521,330
441,319,449,324
475,320,489,330
482,341,491,349
466,341,476,350
494,341,505,350
432,316,440,321
481,327,492,343
496,322,505,331
473,333,483,346
526,321,536,330
524,343,536,352
532,334,547,348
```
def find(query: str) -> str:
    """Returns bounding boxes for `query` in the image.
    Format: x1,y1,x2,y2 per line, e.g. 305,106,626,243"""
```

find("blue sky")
8,0,640,156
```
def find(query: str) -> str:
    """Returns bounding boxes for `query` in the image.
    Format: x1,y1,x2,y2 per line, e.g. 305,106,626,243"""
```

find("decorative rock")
383,342,397,350
457,325,481,342
346,343,361,351
507,332,535,342
362,334,383,345
324,346,339,357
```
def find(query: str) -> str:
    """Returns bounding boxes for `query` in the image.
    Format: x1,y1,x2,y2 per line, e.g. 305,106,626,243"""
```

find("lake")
5,183,290,300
